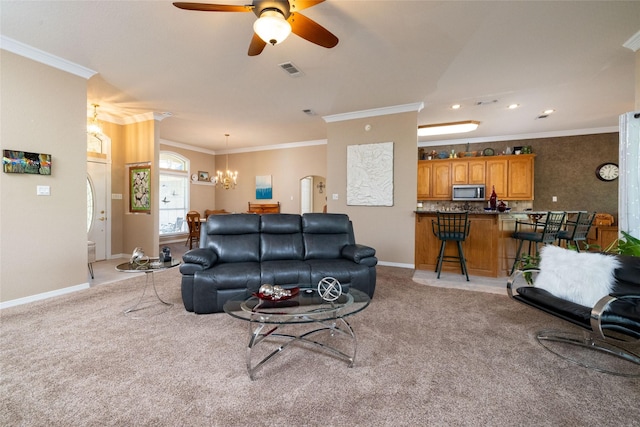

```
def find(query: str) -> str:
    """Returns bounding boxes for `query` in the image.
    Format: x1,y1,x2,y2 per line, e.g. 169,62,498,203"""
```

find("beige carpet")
1,266,639,426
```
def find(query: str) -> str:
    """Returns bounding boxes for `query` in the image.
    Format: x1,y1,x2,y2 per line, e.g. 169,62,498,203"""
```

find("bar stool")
431,211,471,281
510,211,566,274
557,211,595,251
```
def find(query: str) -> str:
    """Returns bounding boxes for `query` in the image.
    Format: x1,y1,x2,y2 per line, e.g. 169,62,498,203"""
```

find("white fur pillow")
535,245,621,307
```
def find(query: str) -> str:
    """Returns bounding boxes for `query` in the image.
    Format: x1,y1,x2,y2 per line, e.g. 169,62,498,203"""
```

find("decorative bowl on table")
255,285,300,301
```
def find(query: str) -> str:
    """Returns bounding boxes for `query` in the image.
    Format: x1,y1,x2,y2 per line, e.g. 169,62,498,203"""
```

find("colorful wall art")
3,150,52,175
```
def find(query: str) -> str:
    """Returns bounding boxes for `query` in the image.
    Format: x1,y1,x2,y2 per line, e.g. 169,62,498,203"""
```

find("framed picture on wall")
198,171,209,182
256,175,273,199
129,163,151,213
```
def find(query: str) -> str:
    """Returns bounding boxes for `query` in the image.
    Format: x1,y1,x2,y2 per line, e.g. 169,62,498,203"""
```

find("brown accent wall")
423,132,619,220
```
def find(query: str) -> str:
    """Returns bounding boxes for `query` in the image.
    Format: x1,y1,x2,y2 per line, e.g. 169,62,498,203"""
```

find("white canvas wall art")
347,142,394,206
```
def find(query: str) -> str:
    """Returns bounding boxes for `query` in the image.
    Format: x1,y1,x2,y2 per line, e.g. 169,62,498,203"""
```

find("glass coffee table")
116,259,180,315
224,287,370,380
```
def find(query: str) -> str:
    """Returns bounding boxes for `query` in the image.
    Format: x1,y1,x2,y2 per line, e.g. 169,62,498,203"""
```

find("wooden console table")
247,202,280,214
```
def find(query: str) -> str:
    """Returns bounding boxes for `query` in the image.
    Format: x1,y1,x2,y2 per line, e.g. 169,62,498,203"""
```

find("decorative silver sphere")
259,284,274,296
318,277,342,301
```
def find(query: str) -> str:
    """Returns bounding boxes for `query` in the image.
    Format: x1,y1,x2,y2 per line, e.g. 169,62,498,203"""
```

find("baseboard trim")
0,283,90,310
378,261,414,269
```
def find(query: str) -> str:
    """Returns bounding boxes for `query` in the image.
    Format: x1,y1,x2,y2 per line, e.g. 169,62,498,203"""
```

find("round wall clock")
595,162,619,181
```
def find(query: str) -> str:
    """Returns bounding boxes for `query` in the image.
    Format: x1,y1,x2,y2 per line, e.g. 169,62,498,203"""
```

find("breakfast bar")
415,211,549,278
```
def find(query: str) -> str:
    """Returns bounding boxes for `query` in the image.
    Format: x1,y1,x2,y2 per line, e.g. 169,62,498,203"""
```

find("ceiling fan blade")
248,33,267,56
288,12,338,49
289,0,325,12
172,2,253,12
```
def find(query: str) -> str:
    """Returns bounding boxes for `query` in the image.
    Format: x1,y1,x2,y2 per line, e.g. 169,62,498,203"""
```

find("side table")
116,259,180,315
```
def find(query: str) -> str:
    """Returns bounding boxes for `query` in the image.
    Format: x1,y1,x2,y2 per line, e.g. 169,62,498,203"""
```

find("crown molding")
623,29,640,52
323,102,424,123
1,35,97,79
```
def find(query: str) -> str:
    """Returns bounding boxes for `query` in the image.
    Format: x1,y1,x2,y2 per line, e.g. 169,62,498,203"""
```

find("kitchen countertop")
414,210,548,215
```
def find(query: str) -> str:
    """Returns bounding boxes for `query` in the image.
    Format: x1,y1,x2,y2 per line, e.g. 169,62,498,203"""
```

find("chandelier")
214,134,238,190
87,103,103,137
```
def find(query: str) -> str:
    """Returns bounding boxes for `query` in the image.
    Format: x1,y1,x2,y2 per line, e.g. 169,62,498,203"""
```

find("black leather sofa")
179,213,378,314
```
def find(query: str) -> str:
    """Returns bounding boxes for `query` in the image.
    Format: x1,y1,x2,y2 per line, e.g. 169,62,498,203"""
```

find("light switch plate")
36,185,50,196
332,193,339,200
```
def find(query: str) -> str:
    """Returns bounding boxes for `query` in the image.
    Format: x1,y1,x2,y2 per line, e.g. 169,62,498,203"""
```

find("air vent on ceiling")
475,99,498,106
536,114,549,119
302,109,316,116
279,62,304,77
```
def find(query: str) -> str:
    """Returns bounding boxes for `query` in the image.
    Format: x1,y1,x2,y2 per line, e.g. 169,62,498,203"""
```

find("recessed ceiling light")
543,109,555,115
508,104,519,109
451,104,461,110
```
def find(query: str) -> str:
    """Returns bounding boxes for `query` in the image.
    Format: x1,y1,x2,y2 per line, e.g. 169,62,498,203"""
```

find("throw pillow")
535,245,621,307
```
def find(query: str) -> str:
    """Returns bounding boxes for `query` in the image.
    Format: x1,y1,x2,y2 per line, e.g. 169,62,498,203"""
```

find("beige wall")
0,51,88,302
121,120,159,257
326,112,418,266
214,144,327,214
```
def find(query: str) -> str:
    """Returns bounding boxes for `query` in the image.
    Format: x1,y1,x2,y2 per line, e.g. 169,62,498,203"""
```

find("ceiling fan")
173,0,339,56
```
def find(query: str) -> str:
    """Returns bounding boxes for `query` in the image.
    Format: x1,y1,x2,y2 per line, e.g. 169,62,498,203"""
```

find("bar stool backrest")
433,211,470,241
565,211,596,242
540,211,566,244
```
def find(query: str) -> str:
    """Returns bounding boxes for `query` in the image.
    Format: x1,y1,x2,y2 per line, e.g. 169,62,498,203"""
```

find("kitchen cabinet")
417,161,432,199
417,154,534,201
507,156,534,199
451,159,486,185
432,162,451,199
415,213,499,277
485,159,508,199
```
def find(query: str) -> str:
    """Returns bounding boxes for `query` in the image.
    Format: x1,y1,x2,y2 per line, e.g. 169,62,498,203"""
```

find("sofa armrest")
591,294,640,341
180,248,218,274
341,244,376,264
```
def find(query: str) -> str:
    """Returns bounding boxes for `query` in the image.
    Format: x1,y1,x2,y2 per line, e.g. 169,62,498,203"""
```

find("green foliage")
605,231,640,257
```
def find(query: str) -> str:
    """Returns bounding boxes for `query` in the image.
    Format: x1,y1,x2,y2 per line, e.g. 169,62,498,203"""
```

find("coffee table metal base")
123,271,173,315
246,316,357,380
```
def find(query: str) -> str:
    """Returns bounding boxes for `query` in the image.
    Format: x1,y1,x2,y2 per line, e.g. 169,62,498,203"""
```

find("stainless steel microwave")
452,184,485,201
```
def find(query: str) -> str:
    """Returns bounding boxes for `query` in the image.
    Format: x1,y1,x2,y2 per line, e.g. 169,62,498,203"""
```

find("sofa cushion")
535,245,621,307
260,260,311,286
260,214,304,261
203,214,260,263
302,213,353,259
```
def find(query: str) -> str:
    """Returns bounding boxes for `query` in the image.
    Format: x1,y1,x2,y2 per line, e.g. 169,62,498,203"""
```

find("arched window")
159,152,190,236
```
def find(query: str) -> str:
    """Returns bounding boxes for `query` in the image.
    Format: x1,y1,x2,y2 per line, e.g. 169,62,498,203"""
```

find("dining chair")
185,211,201,249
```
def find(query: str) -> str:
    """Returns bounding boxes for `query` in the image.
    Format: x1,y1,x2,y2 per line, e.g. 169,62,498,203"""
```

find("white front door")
87,161,108,261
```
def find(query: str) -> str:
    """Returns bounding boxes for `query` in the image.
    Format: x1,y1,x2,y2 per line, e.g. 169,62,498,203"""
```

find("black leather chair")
510,211,566,274
431,211,471,281
557,211,595,251
508,254,640,376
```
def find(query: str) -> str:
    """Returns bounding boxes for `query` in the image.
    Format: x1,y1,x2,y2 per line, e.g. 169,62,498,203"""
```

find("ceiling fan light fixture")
253,9,291,45
418,120,480,137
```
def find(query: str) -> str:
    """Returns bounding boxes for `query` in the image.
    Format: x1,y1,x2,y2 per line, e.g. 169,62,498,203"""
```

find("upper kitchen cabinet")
452,159,486,185
418,154,535,201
